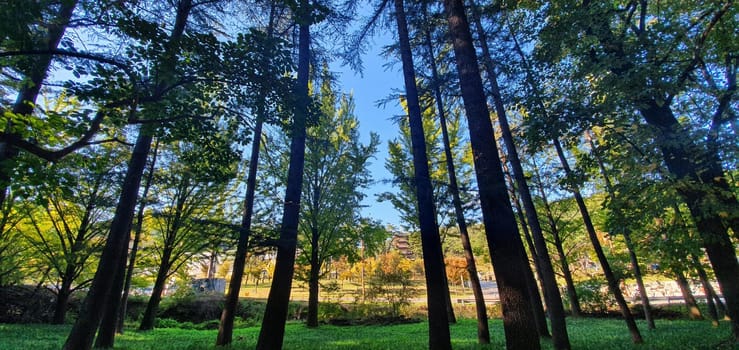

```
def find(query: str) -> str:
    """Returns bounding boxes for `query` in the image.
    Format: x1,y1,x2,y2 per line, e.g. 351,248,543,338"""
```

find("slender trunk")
506,163,551,337
393,0,451,347
118,140,159,334
0,0,78,207
444,0,539,348
553,139,643,344
63,2,190,347
694,256,728,319
530,164,582,317
675,270,703,320
307,226,320,328
94,246,128,348
587,132,655,329
63,130,154,350
640,94,739,342
693,255,720,326
217,117,264,345
440,249,457,324
53,279,73,324
255,3,310,347
139,250,173,331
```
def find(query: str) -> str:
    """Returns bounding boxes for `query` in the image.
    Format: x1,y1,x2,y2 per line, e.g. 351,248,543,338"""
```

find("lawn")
0,318,736,349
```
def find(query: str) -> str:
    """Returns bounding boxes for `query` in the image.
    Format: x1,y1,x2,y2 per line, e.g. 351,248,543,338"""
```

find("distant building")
390,231,414,259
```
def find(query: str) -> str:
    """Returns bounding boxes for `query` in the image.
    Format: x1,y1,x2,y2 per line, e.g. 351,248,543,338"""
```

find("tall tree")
393,0,452,347
538,2,739,338
469,2,570,347
255,0,315,345
63,2,195,348
298,78,379,327
419,2,489,342
443,0,540,348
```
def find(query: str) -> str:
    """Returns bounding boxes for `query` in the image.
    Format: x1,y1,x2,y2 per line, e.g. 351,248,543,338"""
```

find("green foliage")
573,277,617,314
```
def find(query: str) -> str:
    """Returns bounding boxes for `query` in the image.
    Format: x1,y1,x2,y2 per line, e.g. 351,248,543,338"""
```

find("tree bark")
94,244,128,348
255,1,310,347
117,139,159,334
139,250,173,331
693,255,720,326
422,16,488,340
444,0,539,348
62,131,154,350
53,279,73,324
393,0,452,348
553,139,643,344
505,162,551,337
217,116,264,345
471,7,569,348
675,270,703,320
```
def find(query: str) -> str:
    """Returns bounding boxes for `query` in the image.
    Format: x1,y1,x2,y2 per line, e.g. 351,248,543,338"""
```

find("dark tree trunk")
217,117,264,345
640,91,739,341
505,164,551,337
94,245,128,348
444,0,539,348
553,139,643,344
53,278,73,324
693,255,720,326
0,0,78,207
63,131,154,350
255,2,310,347
118,140,159,334
393,0,452,347
422,14,487,339
139,250,173,330
307,226,321,328
63,2,190,347
674,270,703,320
472,8,569,348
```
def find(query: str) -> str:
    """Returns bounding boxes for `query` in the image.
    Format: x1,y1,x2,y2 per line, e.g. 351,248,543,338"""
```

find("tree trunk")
393,0,452,348
587,131,655,329
553,139,643,344
94,245,128,348
118,139,159,334
53,278,73,324
63,130,154,350
444,0,539,348
217,117,264,345
307,226,321,328
423,20,488,338
0,0,78,207
693,255,720,326
506,164,551,337
675,270,703,320
139,251,173,331
640,101,739,340
63,2,190,347
473,10,569,348
255,2,310,347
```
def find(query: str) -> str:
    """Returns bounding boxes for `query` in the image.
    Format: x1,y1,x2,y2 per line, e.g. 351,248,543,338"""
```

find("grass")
0,318,736,349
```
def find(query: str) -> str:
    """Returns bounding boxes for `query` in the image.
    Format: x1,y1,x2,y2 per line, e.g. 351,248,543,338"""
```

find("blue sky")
331,39,405,229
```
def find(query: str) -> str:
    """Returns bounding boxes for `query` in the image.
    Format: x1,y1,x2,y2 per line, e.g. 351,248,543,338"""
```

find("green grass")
0,318,736,349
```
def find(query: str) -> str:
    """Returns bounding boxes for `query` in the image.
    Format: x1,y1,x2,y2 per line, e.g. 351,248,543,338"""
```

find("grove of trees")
0,0,736,349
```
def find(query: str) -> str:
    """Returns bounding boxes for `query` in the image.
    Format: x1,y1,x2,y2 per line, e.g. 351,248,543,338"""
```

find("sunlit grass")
0,317,735,349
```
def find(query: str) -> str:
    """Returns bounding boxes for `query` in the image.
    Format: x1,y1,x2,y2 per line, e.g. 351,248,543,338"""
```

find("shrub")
574,278,617,314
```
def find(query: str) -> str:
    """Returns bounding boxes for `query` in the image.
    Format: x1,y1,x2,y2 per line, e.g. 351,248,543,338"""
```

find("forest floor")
1,317,735,349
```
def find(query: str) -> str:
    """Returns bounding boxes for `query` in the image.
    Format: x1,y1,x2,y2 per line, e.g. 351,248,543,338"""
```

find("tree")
137,141,236,331
393,0,452,347
537,2,739,338
22,145,122,324
298,74,379,327
443,0,540,348
469,2,569,347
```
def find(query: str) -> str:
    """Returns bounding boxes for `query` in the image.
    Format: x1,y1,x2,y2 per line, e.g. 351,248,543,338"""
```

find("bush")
574,278,617,314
